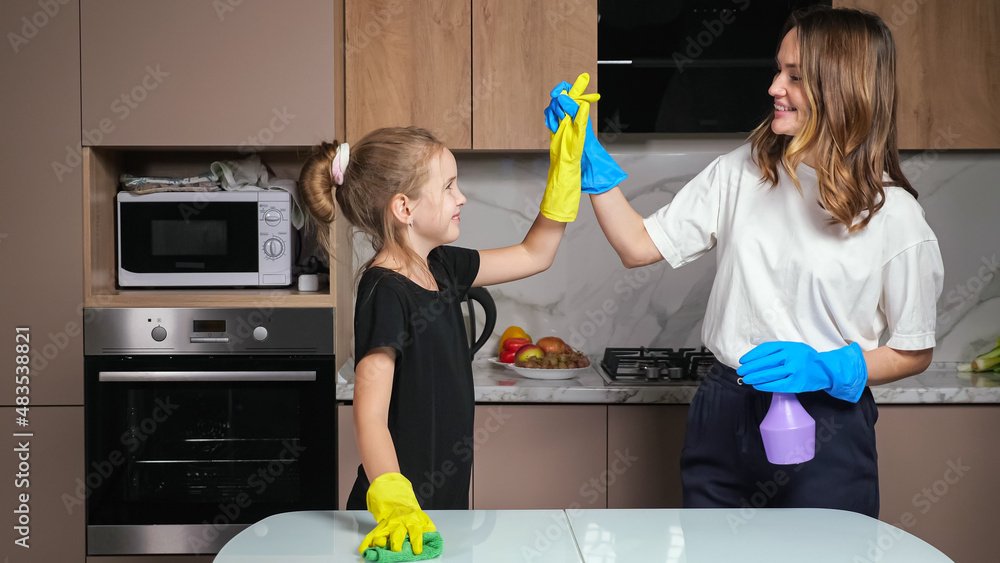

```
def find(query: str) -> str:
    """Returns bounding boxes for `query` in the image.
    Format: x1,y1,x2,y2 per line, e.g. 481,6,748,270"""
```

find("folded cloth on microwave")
210,155,305,230
362,532,444,562
119,172,220,194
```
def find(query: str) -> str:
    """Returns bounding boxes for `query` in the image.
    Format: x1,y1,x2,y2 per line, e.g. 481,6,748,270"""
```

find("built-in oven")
83,307,336,555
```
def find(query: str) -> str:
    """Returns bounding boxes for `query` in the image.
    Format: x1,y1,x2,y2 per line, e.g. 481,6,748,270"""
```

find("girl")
298,92,590,555
548,6,943,517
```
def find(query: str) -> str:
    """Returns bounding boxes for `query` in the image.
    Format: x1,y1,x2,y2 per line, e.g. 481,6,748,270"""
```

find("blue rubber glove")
543,74,627,194
736,341,868,403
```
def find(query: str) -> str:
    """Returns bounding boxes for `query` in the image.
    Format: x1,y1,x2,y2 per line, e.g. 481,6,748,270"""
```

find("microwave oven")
596,0,830,134
117,191,293,287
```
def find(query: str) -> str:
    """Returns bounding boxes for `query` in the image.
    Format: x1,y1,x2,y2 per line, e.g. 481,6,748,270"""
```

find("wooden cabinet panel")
835,0,1000,149
345,0,472,148
473,404,607,509
0,0,84,407
81,0,336,146
607,405,687,509
2,407,84,561
472,0,598,149
875,405,1000,563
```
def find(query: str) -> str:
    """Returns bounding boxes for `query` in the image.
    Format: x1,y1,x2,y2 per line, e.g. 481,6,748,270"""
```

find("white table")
214,508,952,562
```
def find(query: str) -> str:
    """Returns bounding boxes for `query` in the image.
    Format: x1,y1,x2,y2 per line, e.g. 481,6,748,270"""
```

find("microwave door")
118,199,260,287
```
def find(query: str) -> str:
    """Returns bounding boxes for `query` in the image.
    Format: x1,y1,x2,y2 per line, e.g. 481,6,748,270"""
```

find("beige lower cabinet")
875,405,1000,563
2,407,84,561
472,404,607,509
607,405,689,509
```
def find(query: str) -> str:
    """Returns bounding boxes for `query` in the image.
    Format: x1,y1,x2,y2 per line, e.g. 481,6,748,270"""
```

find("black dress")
346,245,480,510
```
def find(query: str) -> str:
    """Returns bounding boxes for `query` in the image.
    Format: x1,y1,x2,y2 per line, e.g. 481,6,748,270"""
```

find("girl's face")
410,147,466,248
769,28,809,136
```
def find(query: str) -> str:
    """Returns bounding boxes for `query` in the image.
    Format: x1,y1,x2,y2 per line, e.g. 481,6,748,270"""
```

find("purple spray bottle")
760,392,815,464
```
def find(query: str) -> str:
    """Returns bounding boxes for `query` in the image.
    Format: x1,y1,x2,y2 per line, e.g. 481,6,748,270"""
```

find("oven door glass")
85,355,336,527
119,200,259,273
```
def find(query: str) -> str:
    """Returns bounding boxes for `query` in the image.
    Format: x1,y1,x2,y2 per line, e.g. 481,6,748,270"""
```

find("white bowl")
508,365,590,380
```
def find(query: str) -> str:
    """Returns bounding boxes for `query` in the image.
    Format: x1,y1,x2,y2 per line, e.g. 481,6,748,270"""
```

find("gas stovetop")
597,347,716,386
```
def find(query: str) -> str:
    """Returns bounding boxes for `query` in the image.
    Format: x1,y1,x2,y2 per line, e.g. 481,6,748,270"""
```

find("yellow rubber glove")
359,472,437,555
539,73,593,222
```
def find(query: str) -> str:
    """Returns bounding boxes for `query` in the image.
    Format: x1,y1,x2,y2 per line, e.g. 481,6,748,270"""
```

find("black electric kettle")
465,286,497,359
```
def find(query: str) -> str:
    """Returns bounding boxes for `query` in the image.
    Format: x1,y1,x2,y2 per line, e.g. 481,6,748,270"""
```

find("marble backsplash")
346,136,1000,364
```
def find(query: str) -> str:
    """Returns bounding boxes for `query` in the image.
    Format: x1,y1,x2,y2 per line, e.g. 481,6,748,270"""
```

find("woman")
548,6,943,516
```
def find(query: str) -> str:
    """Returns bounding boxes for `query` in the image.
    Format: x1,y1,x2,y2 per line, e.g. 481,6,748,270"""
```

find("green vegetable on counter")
970,337,1000,372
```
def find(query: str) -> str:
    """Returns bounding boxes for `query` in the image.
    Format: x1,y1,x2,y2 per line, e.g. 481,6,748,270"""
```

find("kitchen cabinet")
472,0,598,150
80,0,337,147
345,0,597,150
875,405,1000,563
835,0,1000,149
472,404,607,509
2,407,84,562
607,405,688,509
1,0,84,407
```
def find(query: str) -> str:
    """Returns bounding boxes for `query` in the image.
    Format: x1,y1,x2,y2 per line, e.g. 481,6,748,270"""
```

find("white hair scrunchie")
330,143,350,186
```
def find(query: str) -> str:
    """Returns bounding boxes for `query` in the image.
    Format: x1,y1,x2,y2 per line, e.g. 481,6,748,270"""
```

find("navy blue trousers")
680,361,880,517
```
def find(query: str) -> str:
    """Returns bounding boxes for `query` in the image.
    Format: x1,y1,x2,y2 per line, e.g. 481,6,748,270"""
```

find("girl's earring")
408,219,414,228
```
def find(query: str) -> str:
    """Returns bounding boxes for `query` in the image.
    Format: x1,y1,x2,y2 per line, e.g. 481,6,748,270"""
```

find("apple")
514,344,544,363
499,349,516,363
536,336,568,354
502,337,532,353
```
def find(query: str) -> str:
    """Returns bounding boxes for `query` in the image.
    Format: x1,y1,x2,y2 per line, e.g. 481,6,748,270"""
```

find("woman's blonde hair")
749,6,915,233
298,126,445,277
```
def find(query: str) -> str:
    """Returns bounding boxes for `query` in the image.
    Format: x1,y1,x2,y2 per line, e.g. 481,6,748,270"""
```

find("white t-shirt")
643,144,944,370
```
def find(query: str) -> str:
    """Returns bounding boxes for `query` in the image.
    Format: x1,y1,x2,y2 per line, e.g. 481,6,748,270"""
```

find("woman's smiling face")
769,27,810,136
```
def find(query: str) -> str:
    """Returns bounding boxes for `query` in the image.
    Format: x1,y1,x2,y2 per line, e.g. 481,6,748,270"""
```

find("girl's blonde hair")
298,126,445,277
749,6,915,233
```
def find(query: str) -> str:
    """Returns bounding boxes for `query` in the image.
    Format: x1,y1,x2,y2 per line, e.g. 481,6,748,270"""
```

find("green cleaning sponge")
362,532,443,562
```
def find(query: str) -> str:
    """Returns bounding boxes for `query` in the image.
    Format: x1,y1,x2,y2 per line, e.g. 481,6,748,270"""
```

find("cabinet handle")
98,370,316,382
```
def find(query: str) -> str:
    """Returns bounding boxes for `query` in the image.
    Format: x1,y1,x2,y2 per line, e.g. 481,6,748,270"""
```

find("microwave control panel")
257,192,292,284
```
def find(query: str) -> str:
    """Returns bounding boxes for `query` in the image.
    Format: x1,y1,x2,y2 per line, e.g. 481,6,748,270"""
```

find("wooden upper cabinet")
473,0,598,149
346,1,472,148
835,0,1000,149
80,0,336,147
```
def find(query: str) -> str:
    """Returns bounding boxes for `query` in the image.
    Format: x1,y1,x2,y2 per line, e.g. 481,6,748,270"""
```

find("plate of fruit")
493,327,591,380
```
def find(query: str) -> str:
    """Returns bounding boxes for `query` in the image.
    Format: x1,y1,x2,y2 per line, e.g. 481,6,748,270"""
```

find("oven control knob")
253,326,268,341
264,209,283,226
263,238,285,258
151,326,167,342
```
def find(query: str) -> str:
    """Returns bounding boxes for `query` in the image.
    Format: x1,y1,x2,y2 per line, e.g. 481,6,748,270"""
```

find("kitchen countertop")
214,508,952,562
336,360,1000,404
